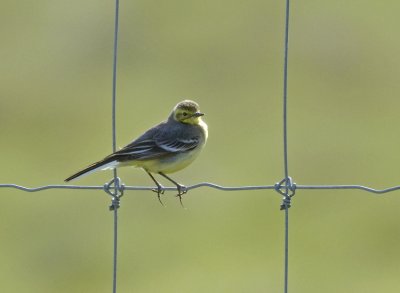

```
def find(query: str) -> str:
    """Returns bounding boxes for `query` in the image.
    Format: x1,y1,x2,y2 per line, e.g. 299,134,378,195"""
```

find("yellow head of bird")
172,100,204,125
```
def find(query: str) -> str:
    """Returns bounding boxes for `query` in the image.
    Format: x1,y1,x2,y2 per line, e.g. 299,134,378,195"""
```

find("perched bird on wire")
65,100,208,205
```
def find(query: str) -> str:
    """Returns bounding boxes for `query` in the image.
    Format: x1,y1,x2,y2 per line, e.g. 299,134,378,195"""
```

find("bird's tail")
65,157,119,182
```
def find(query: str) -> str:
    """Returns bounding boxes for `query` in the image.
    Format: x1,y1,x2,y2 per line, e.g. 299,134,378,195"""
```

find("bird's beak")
192,112,204,117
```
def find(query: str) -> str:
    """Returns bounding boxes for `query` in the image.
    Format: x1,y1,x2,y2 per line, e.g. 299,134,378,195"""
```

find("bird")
65,100,208,205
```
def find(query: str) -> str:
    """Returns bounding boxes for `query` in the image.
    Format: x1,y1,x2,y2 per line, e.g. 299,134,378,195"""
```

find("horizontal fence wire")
1,183,400,194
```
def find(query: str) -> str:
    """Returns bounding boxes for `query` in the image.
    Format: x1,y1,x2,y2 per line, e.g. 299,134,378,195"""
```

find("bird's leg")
158,172,187,207
146,171,165,206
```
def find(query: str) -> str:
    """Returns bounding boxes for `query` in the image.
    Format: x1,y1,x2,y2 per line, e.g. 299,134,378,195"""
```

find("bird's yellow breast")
132,148,203,174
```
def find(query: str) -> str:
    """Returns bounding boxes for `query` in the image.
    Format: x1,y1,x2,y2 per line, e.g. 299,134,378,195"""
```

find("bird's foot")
176,184,187,207
152,185,165,206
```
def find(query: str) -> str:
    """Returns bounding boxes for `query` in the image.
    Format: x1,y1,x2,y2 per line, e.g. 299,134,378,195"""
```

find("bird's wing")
112,133,200,161
156,137,200,153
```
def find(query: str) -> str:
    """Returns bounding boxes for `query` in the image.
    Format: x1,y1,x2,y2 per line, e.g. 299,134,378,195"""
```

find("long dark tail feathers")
65,157,117,182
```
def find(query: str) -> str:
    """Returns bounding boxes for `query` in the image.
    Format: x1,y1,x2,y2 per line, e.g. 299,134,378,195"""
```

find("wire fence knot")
274,177,296,210
103,177,125,211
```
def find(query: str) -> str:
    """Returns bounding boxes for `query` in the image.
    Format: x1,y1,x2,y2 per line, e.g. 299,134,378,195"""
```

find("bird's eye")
182,112,188,116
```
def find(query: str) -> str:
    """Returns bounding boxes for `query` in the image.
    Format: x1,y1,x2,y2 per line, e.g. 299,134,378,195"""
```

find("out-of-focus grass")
1,1,400,292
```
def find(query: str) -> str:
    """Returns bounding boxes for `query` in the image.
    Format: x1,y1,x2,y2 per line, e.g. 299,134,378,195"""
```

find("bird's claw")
176,185,187,207
151,187,165,195
152,185,165,206
177,185,187,195
151,182,187,207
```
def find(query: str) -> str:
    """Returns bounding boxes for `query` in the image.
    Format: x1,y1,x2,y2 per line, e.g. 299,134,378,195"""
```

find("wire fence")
2,182,400,194
1,1,399,293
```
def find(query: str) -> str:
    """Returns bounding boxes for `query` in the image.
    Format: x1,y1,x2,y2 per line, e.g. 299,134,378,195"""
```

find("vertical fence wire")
111,0,120,292
111,0,119,155
112,200,119,293
281,0,291,292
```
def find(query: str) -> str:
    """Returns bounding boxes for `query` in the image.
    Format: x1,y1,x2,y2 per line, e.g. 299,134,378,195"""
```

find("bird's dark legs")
146,171,165,205
158,172,187,207
146,171,187,206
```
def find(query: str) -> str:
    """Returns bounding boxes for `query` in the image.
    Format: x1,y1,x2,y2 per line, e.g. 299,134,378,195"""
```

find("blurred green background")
2,0,400,292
